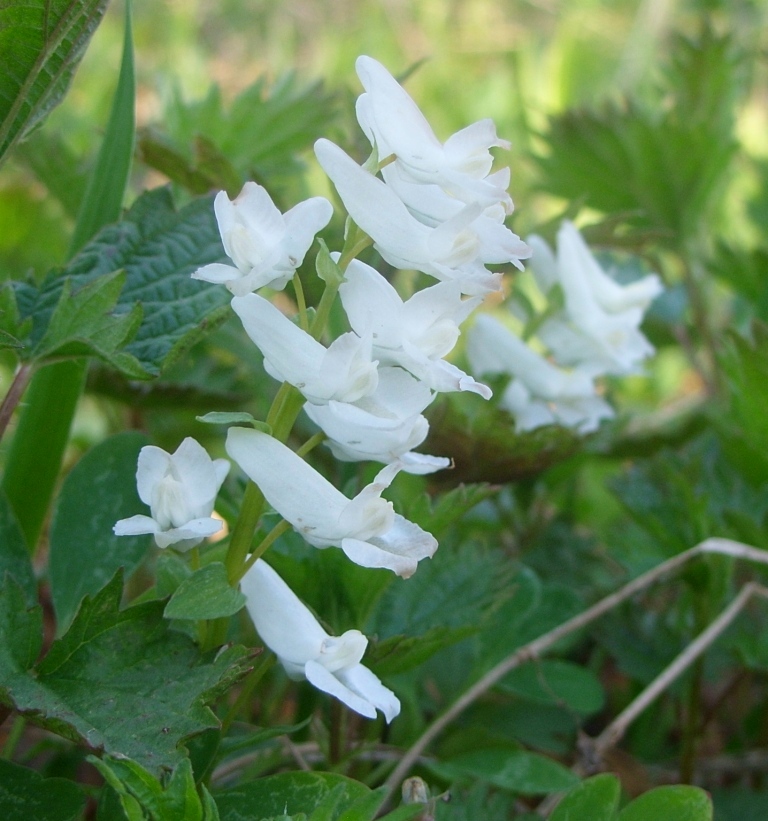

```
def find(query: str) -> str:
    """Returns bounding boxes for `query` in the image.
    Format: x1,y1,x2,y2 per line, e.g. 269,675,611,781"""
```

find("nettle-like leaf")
144,74,338,195
7,186,230,377
534,26,741,242
0,573,253,773
0,0,110,165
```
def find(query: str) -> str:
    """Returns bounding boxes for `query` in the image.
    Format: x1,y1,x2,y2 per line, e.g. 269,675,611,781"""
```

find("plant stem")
1,715,25,760
0,363,33,442
381,538,768,800
235,520,292,583
220,652,275,736
225,480,265,585
292,273,310,333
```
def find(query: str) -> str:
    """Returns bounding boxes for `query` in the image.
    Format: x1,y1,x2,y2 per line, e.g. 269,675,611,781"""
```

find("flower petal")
304,659,377,719
336,663,401,723
113,514,159,537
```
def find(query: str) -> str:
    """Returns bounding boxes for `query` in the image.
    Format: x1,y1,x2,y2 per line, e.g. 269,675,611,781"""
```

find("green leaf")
549,774,620,821
617,786,713,821
197,412,271,433
0,490,36,604
366,625,476,677
214,772,371,821
14,186,231,376
0,759,85,821
315,240,344,286
90,757,215,821
0,572,252,773
164,563,246,621
498,660,605,716
32,271,144,375
438,748,579,795
69,1,135,254
0,0,110,165
0,575,43,680
48,431,151,633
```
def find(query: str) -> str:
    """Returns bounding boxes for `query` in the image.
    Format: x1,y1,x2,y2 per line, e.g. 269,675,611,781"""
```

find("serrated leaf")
548,774,620,821
13,186,231,376
32,271,144,374
617,785,713,821
0,0,110,165
164,563,246,621
0,759,85,821
0,572,252,773
49,431,152,633
214,772,371,821
0,575,43,679
437,748,579,795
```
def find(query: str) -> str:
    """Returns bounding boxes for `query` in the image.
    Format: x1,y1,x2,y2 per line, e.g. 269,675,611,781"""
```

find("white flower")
467,314,613,434
304,367,450,474
339,258,491,397
529,222,663,376
355,55,513,210
241,559,400,722
314,138,503,295
113,438,229,550
192,182,333,296
225,427,437,577
231,293,379,405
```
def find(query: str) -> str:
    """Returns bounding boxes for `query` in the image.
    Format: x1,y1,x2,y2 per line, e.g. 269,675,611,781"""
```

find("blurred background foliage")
3,0,768,818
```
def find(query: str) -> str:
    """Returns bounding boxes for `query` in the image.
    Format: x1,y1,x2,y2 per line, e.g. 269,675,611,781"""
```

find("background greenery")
2,0,768,818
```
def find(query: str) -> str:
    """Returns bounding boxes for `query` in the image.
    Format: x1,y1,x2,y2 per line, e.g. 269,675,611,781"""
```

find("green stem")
220,653,276,736
225,480,265,585
235,520,291,583
296,431,326,458
292,273,310,333
1,716,25,760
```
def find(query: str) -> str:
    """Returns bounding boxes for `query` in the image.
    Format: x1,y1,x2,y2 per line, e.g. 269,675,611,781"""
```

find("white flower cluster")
113,55,661,722
467,221,663,433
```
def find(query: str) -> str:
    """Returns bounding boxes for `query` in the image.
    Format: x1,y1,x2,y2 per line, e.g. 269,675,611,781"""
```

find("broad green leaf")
0,759,85,821
498,660,605,716
215,772,371,821
32,271,144,375
48,431,151,633
0,0,110,165
0,572,252,773
549,774,620,821
164,563,246,621
336,786,388,821
617,785,713,821
69,1,135,254
0,490,36,604
438,748,579,795
12,186,230,376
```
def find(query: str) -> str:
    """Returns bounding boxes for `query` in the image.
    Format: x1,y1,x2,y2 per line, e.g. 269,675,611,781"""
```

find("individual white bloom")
315,138,502,295
304,367,450,473
192,182,333,296
226,428,437,577
339,258,491,398
231,293,378,405
467,314,613,434
529,222,663,376
113,438,229,550
241,559,400,722
355,55,513,210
